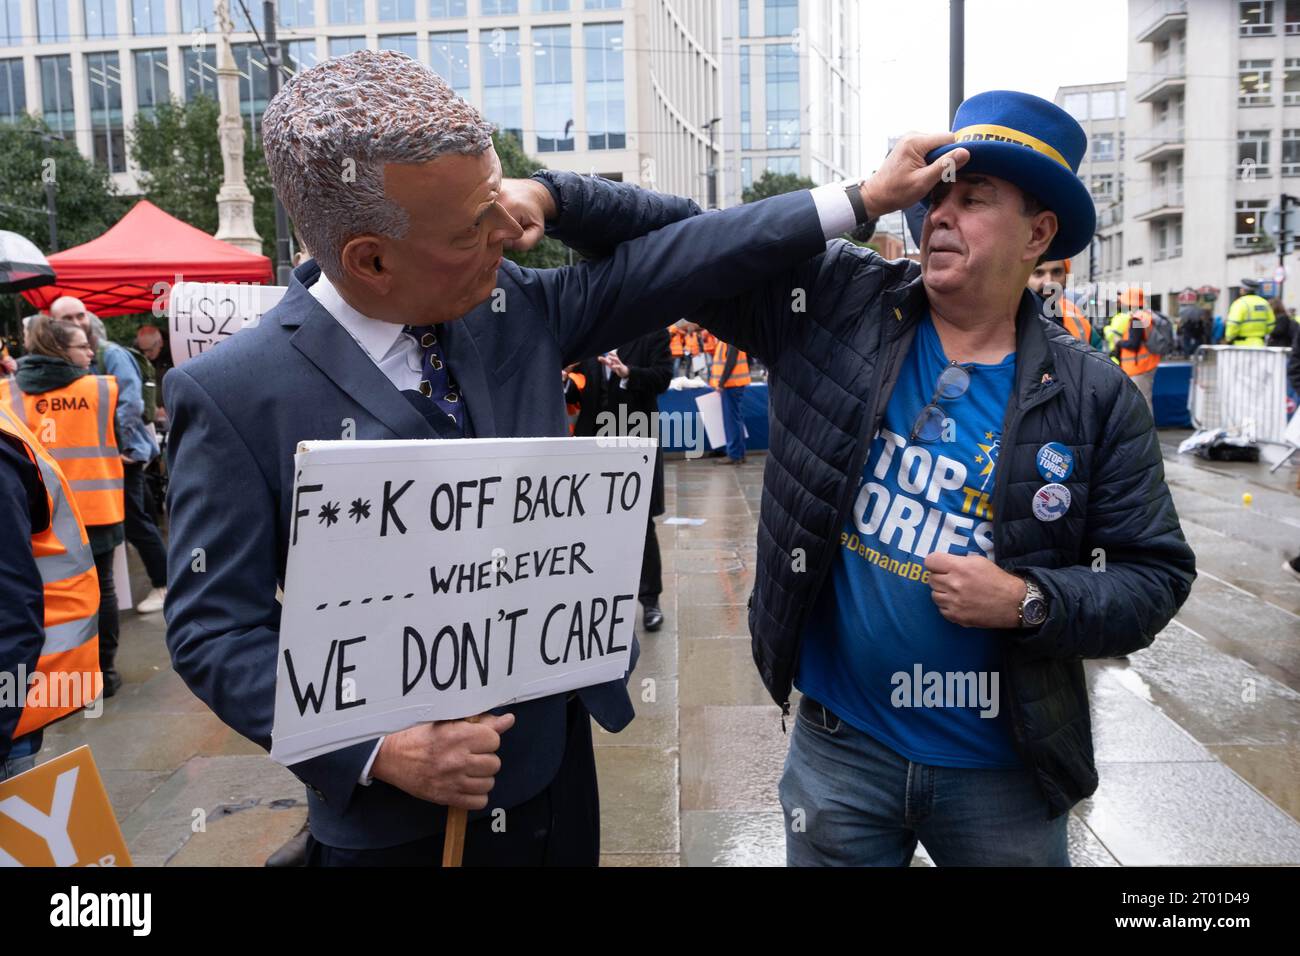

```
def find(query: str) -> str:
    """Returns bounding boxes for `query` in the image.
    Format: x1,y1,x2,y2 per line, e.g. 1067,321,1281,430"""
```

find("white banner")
167,281,287,367
270,436,655,765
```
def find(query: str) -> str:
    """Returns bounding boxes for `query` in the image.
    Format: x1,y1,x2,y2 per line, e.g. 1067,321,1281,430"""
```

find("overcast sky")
860,0,1129,166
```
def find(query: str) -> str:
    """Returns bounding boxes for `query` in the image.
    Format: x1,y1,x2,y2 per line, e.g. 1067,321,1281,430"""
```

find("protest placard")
0,746,132,867
167,281,287,368
270,436,655,766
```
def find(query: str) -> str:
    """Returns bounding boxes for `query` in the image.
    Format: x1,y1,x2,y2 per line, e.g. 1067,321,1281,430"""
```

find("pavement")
31,430,1300,866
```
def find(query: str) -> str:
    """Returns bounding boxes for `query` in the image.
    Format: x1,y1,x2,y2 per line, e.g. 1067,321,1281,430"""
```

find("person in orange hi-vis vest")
0,399,101,780
1,316,126,698
709,335,751,464
1027,258,1104,350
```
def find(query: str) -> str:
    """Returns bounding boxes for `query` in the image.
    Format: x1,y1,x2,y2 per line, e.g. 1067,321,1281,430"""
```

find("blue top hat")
924,90,1095,261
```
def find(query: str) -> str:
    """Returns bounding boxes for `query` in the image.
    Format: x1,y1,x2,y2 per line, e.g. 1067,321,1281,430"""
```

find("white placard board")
693,389,748,450
167,281,287,368
270,436,655,765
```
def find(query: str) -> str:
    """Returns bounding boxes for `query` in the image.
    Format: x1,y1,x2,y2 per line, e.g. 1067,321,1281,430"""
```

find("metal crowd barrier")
1188,345,1291,445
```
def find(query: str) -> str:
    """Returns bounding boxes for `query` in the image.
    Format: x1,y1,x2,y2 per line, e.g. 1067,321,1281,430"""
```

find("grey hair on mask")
261,49,496,281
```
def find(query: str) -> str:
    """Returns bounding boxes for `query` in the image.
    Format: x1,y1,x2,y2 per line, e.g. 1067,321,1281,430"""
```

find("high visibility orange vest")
1060,298,1095,347
0,403,101,738
710,341,751,388
565,371,586,435
669,328,685,357
0,374,125,525
1110,311,1161,376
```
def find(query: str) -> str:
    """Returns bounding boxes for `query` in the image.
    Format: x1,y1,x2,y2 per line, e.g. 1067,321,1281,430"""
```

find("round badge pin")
1036,442,1074,482
1032,482,1072,522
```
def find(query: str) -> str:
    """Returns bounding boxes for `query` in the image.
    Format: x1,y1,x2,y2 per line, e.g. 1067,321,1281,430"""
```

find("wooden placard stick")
441,715,482,868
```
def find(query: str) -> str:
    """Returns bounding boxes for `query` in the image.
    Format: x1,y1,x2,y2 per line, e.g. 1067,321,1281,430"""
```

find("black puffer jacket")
702,241,1197,817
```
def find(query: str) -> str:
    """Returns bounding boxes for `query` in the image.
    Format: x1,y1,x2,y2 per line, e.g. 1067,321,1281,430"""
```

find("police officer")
1225,279,1276,347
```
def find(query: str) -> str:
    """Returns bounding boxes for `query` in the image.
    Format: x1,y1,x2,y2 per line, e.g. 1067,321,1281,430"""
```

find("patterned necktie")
402,324,465,434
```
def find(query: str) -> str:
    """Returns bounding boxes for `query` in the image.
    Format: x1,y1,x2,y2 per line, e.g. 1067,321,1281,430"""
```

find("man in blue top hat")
681,90,1196,865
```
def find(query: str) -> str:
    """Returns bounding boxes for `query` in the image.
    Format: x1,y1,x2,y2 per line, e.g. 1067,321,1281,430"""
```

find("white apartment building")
1056,81,1126,284
719,0,860,206
0,0,723,206
1124,0,1300,312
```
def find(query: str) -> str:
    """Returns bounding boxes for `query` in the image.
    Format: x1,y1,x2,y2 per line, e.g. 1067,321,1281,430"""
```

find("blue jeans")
0,730,41,782
719,385,746,460
779,696,1069,866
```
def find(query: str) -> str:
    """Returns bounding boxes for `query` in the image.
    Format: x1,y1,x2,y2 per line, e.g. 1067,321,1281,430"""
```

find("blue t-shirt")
796,314,1021,769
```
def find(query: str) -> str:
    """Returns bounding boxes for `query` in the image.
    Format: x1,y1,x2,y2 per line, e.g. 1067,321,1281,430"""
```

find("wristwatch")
1017,576,1049,628
845,181,877,241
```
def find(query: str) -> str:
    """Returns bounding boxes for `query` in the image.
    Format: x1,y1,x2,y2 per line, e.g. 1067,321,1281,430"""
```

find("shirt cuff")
359,737,384,785
618,377,628,390
810,181,860,240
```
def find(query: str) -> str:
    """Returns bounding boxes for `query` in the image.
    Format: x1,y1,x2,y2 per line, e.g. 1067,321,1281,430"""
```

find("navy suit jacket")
163,171,826,849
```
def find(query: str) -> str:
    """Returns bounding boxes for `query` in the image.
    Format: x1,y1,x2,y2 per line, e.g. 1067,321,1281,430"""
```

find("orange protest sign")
0,745,131,867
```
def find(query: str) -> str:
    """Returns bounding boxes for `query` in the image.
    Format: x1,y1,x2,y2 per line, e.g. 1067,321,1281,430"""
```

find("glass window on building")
379,0,416,20
281,0,315,28
329,36,367,57
430,0,467,15
87,52,126,173
39,55,73,133
38,0,72,42
1091,132,1115,161
282,40,318,73
83,0,117,38
765,45,799,149
765,0,797,36
741,157,752,189
0,58,26,124
1288,0,1300,32
1239,59,1273,104
1152,218,1182,261
180,0,215,33
533,25,573,152
483,26,522,143
533,0,569,10
232,42,271,140
379,33,419,58
1238,129,1271,177
1090,89,1115,119
1284,128,1300,174
1285,57,1300,103
482,0,518,14
1061,91,1088,120
584,22,624,150
430,31,470,95
235,1,265,32
768,155,800,175
1,0,20,46
131,0,166,35
1235,199,1268,248
329,0,364,24
1091,173,1114,200
183,47,217,100
739,0,749,37
739,44,751,149
1240,0,1275,35
134,48,171,115
585,0,621,8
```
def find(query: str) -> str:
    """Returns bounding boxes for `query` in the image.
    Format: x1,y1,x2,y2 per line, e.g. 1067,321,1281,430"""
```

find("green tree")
0,115,128,336
742,169,816,204
130,95,278,259
492,131,571,269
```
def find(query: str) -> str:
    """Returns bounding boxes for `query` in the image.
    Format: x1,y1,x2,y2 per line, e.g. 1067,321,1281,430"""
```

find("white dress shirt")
305,182,859,787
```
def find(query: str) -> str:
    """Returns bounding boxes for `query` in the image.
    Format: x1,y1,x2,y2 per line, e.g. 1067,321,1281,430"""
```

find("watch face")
1023,598,1048,626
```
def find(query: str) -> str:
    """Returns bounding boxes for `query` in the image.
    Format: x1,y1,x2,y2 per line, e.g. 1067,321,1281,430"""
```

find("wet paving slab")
27,444,1300,866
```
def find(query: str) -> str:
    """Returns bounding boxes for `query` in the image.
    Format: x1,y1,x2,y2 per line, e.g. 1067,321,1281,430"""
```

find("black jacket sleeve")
1290,318,1300,395
0,436,45,761
1012,369,1197,660
622,329,673,396
533,171,704,260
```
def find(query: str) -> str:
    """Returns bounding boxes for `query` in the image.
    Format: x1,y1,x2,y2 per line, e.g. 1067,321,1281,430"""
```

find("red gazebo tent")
21,199,273,317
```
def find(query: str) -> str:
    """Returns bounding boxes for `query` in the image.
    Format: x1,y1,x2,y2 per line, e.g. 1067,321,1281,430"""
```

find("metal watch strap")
1018,576,1047,627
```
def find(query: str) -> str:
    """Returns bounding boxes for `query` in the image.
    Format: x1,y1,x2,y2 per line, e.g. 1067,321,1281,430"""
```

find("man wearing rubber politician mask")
689,90,1196,866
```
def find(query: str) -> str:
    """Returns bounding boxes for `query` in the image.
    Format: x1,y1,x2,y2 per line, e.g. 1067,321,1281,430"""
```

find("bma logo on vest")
33,396,89,414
